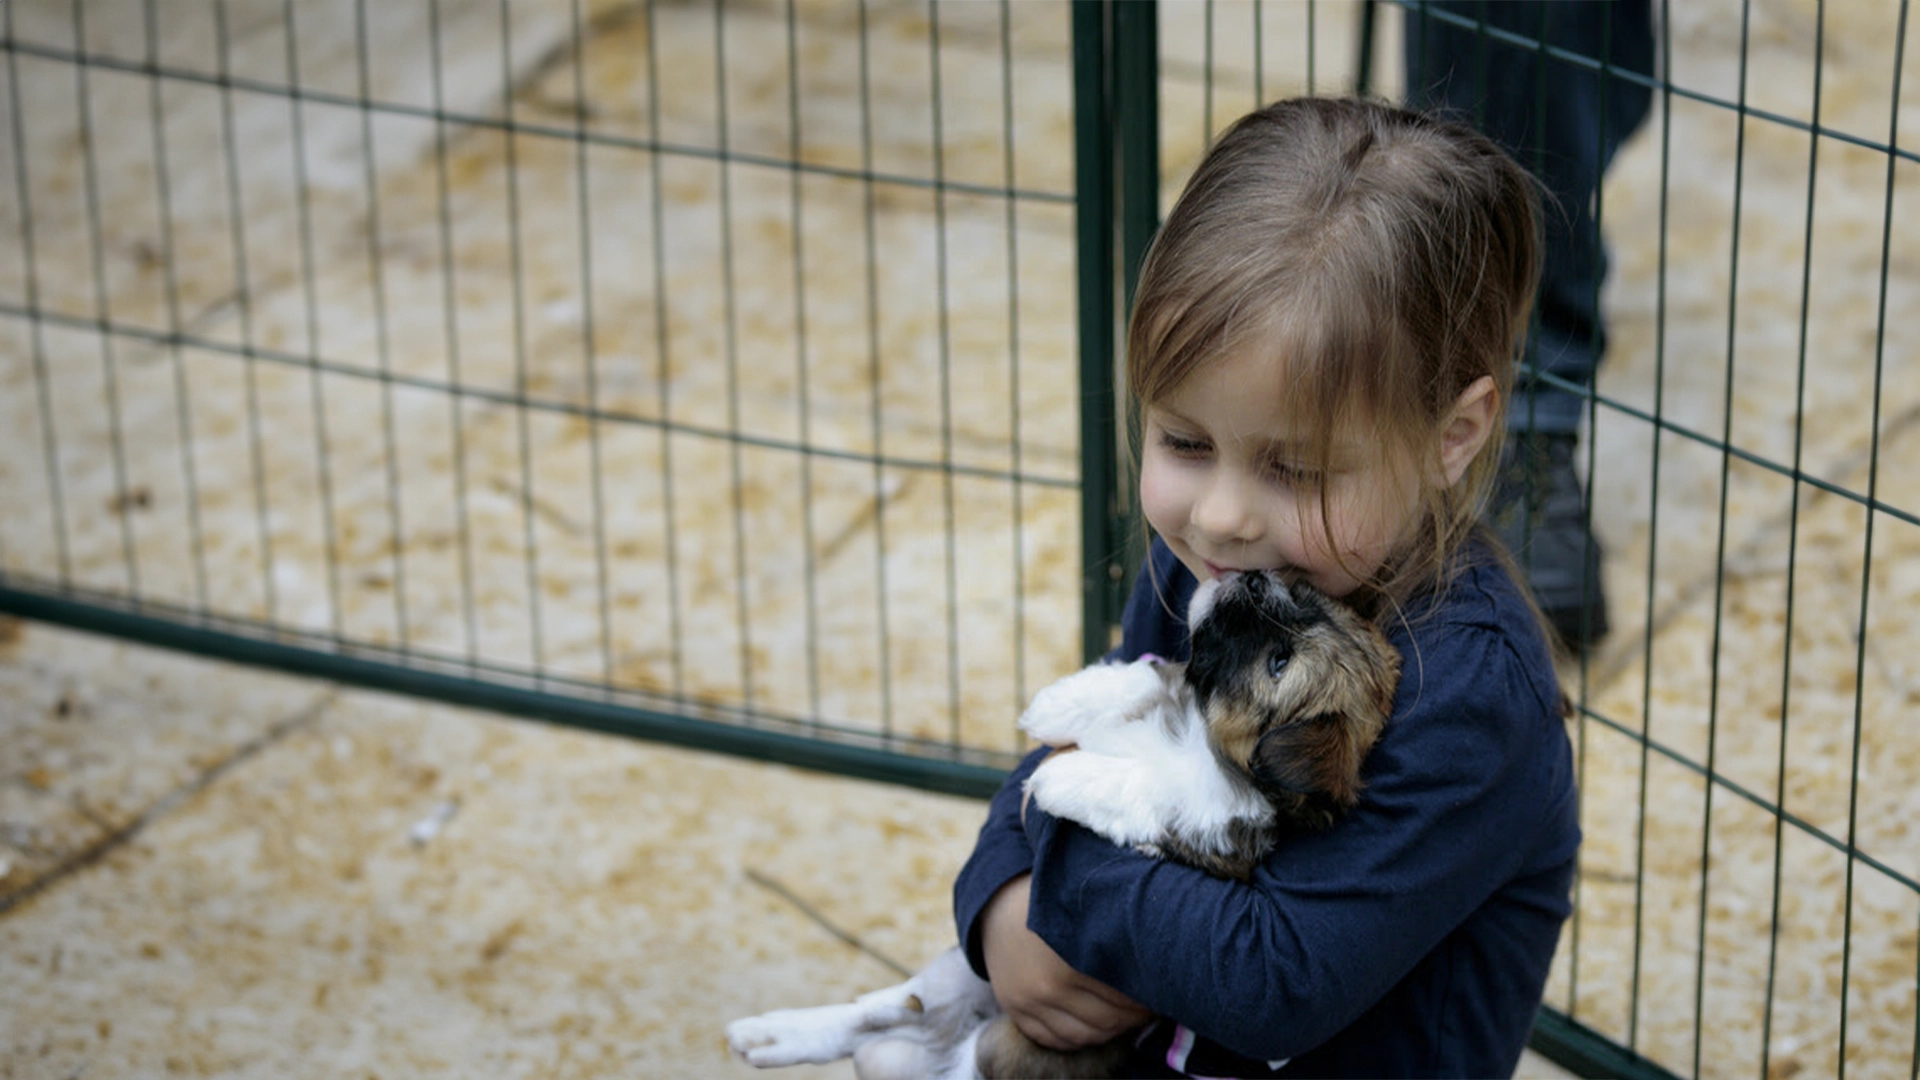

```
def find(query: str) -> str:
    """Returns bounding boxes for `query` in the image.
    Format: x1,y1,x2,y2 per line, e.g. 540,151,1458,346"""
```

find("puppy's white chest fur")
1019,658,1273,859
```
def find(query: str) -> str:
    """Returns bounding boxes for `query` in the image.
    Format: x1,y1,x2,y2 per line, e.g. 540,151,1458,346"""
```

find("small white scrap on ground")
409,799,461,847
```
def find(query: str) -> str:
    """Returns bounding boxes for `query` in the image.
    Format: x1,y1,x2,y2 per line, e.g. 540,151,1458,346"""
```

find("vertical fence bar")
1306,0,1317,93
1765,3,1827,1073
711,0,756,712
212,0,279,623
425,0,481,670
642,0,686,699
1570,0,1609,660
70,0,141,600
498,0,546,681
1355,0,1377,96
858,0,897,729
4,3,74,588
143,0,210,613
1072,0,1119,664
928,1,964,744
1838,0,1905,1069
1115,2,1159,309
1112,0,1157,602
353,0,412,652
282,0,347,644
1573,0,1639,1025
1517,2,1545,483
568,0,615,686
999,0,1030,724
785,0,825,724
1696,2,1754,1073
1253,0,1265,106
1628,0,1677,1053
1204,0,1216,143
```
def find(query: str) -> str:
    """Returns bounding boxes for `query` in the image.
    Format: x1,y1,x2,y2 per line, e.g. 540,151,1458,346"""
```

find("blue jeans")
1404,0,1656,436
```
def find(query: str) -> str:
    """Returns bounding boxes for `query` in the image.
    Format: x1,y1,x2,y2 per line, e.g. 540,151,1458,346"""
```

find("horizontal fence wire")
0,36,1078,205
0,576,1018,798
0,300,1081,490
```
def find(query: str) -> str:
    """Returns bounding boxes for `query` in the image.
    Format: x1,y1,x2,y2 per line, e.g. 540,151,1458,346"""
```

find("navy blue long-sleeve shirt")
953,537,1578,1077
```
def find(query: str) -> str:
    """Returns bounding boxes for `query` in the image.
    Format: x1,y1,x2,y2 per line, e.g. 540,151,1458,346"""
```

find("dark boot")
1486,433,1609,653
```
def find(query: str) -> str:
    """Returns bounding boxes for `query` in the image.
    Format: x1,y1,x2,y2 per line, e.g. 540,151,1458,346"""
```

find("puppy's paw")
725,1004,866,1067
1026,750,1165,848
726,986,929,1070
1019,660,1165,745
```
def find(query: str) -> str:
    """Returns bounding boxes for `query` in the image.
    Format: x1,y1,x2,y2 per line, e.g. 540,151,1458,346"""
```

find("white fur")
1019,659,1273,856
725,947,990,1080
1185,574,1226,628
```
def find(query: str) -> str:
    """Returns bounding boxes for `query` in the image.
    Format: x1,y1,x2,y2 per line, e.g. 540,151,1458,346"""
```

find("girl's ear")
1438,375,1498,488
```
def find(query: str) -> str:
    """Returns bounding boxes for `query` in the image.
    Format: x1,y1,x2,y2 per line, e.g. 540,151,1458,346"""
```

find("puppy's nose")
1247,569,1290,601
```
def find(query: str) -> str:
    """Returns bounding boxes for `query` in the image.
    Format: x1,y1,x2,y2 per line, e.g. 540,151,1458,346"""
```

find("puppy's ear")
1248,713,1366,832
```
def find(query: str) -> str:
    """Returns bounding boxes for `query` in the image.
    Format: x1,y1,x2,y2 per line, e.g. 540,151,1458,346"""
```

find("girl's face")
1139,343,1428,600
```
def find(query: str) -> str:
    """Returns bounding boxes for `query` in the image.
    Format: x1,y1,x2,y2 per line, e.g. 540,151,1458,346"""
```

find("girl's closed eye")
1261,457,1323,489
1156,428,1212,458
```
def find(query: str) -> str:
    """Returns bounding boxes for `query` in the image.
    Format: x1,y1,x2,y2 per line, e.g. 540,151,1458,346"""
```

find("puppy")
726,570,1401,1080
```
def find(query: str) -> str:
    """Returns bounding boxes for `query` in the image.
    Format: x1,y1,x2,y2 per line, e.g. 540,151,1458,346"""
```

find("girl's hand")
980,873,1151,1050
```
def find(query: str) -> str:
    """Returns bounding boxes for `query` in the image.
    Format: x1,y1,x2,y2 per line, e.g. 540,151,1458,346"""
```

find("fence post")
1074,0,1159,664
1073,0,1123,663
1112,0,1159,628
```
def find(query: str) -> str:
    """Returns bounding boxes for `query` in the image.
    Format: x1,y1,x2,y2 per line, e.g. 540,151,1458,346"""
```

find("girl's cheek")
1138,458,1184,533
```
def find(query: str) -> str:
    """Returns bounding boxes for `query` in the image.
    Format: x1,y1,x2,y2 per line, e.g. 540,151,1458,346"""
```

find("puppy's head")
1184,571,1401,831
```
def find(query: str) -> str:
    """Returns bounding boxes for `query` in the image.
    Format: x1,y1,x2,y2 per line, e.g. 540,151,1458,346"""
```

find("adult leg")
1404,0,1655,650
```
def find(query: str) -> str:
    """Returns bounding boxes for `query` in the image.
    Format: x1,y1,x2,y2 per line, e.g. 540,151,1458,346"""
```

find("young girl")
951,97,1576,1077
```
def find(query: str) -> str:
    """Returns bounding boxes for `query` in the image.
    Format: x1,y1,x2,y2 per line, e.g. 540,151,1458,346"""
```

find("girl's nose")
1192,470,1264,545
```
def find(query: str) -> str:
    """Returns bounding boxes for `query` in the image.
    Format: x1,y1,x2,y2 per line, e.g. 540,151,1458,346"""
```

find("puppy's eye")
1267,648,1291,678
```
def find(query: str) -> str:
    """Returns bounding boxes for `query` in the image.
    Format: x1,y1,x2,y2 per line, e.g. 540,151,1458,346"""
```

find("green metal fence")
3,2,1917,1078
2,0,1090,796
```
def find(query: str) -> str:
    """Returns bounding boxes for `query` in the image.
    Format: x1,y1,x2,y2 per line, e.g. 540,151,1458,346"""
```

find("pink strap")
1164,1022,1288,1078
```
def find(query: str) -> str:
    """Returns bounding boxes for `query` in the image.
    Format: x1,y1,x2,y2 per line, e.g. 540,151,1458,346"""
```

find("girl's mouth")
1205,559,1296,585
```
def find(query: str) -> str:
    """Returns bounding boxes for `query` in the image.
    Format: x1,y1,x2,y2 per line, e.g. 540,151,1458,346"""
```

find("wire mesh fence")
1348,3,1919,1077
2,1,1918,1078
1,0,1093,790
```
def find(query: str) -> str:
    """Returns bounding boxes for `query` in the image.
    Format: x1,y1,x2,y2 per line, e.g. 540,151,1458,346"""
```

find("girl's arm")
1020,624,1576,1062
951,745,1046,976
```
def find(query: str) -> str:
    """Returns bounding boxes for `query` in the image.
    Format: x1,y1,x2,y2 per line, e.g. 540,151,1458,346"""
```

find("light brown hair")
1129,96,1542,615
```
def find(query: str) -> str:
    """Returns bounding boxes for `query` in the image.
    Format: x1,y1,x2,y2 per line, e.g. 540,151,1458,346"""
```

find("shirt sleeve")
951,744,1047,979
1019,622,1575,1062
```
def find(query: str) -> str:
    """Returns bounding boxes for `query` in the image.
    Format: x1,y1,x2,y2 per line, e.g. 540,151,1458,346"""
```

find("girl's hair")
1129,96,1542,615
